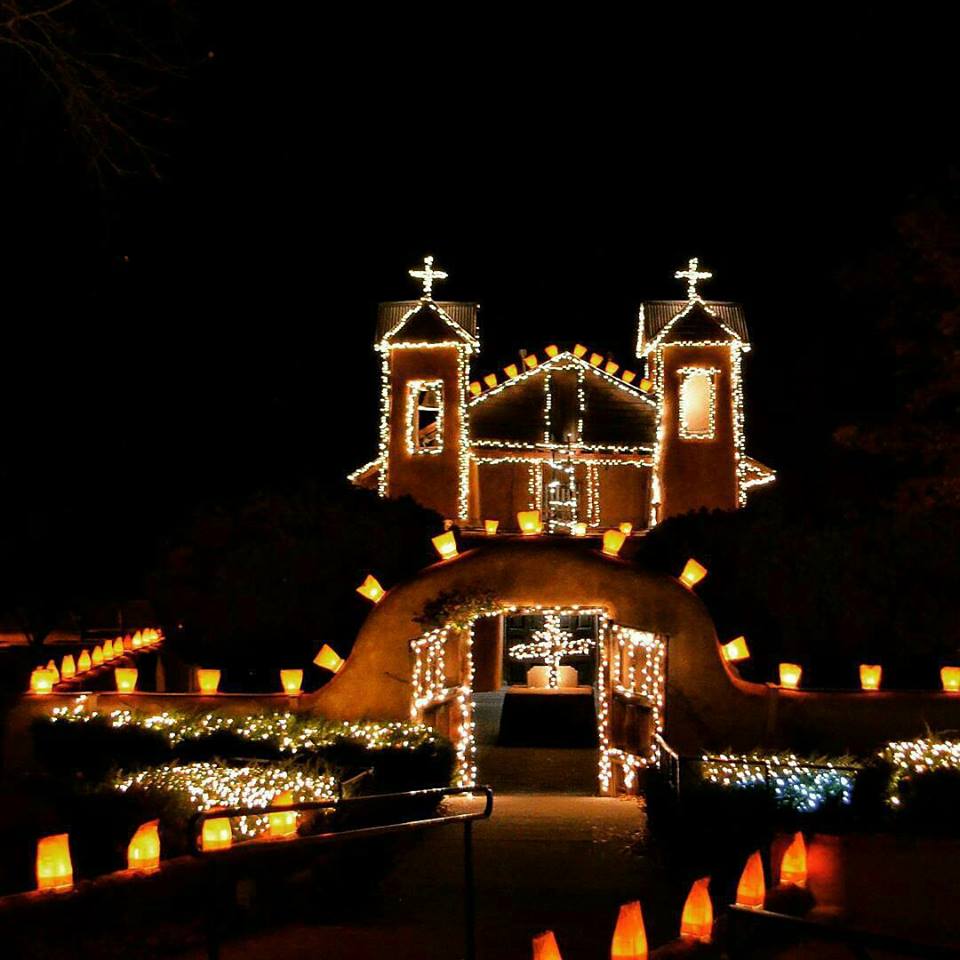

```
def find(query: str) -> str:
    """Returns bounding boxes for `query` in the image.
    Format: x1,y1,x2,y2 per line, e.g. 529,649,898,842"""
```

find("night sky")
2,9,954,532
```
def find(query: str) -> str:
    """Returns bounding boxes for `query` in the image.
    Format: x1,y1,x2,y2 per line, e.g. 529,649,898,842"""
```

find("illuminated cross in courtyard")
409,255,448,300
508,613,596,688
675,256,713,301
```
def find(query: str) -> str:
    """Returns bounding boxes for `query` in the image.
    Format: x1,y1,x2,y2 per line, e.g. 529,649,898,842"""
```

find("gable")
379,301,478,347
639,300,748,356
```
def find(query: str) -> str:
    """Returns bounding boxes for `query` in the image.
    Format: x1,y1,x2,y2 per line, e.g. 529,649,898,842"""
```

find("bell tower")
375,257,478,521
640,259,749,522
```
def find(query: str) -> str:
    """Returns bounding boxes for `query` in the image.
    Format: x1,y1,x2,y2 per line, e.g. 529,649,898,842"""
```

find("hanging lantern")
722,636,751,662
484,519,499,535
523,354,539,370
132,630,143,649
517,510,542,535
92,645,104,666
778,663,802,689
573,343,588,358
431,531,459,560
736,851,766,908
571,522,587,537
483,373,497,388
622,370,637,384
679,877,713,942
504,363,519,378
779,832,807,886
604,360,620,375
127,820,160,872
115,667,138,693
268,790,298,839
639,378,653,393
30,668,54,695
602,529,626,557
196,668,222,694
941,666,960,693
61,655,76,681
619,522,633,536
679,558,707,588
611,900,648,959
201,816,232,852
356,574,385,603
859,664,882,691
36,834,73,891
532,930,563,960
280,669,303,695
313,644,344,673
545,344,559,358
77,649,91,673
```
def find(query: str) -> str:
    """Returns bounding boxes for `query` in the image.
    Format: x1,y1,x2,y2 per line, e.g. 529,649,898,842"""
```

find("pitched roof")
638,299,749,355
376,300,479,347
469,352,656,449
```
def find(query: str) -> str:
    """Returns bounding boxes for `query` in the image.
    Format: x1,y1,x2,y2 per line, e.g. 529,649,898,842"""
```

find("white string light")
408,255,448,301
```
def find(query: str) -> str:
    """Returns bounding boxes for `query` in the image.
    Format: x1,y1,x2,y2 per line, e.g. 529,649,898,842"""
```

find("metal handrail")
189,784,494,960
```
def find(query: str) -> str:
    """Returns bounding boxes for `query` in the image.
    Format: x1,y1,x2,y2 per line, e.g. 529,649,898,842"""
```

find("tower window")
678,367,718,440
406,380,444,454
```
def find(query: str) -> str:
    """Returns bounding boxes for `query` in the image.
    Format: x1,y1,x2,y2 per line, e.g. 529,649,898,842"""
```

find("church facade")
349,257,774,530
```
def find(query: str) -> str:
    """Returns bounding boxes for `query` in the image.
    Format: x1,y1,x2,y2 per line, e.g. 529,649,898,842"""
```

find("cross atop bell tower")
674,257,712,302
409,255,448,300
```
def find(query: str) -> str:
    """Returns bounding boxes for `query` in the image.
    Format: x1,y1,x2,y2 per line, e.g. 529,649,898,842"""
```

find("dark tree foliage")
145,480,441,670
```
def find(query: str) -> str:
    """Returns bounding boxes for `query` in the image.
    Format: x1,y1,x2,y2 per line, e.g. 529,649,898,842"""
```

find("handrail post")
464,819,476,960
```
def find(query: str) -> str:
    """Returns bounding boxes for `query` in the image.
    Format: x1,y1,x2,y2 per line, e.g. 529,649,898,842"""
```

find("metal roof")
640,300,749,346
376,300,479,344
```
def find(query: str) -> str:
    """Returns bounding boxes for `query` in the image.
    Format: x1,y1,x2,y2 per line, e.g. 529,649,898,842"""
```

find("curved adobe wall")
309,539,960,755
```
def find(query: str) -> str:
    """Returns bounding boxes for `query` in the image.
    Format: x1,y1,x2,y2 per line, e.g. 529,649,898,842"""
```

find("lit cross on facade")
409,255,448,300
674,257,713,301
508,613,596,688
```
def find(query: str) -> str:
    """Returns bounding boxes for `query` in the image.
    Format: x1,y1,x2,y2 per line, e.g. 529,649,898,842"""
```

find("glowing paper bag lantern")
92,645,104,666
941,666,960,692
602,529,626,557
639,378,653,393
46,660,60,684
779,832,807,886
432,531,459,560
859,664,882,691
523,353,539,370
314,644,344,674
127,820,160,872
778,663,802,689
77,649,91,672
201,817,232,852
605,360,620,375
196,668,221,694
484,519,499,536
517,510,542,535
36,834,73,890
102,640,114,662
571,522,587,537
679,558,707,589
736,851,766,908
483,373,498,388
60,655,76,680
122,634,133,652
30,668,54,695
722,636,750,662
268,790,298,839
545,344,559,357
573,343,588,358
619,522,633,536
611,900,647,959
132,630,143,649
679,877,713,942
280,669,303,695
504,363,519,378
469,381,482,396
589,352,604,366
115,667,138,693
356,574,384,603
532,930,563,960
622,370,637,384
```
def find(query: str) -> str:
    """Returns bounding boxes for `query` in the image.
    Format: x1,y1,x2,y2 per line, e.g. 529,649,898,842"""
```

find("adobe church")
350,257,774,529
